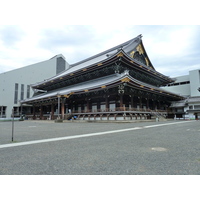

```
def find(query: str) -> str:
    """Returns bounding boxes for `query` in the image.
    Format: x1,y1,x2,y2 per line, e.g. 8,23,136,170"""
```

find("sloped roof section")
21,73,123,103
21,71,182,104
123,35,155,70
32,35,150,87
70,35,142,68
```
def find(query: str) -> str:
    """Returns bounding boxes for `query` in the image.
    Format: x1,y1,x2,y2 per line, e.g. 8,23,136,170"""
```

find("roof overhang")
21,71,183,105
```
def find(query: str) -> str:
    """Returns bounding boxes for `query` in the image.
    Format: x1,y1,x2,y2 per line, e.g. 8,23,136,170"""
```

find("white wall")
161,71,200,98
161,75,190,96
0,54,69,118
189,69,200,97
162,84,190,96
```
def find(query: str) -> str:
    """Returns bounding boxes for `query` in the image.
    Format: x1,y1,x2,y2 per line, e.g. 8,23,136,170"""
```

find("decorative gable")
129,43,153,69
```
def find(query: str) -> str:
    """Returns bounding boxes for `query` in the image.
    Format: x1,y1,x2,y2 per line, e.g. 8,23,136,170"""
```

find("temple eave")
32,50,172,91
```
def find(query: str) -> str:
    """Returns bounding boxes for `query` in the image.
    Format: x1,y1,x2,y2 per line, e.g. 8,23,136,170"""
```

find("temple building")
21,35,184,121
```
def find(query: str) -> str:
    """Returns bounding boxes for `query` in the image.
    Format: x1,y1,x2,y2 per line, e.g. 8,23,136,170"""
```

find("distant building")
161,69,200,119
0,54,68,118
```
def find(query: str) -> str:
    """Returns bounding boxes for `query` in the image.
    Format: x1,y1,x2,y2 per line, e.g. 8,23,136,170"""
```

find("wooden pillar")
40,105,43,120
65,103,69,114
33,105,36,120
146,98,149,110
120,95,123,110
51,104,54,120
133,96,137,109
139,97,142,109
97,101,100,112
131,95,134,109
152,100,156,110
57,95,61,119
87,99,90,112
61,100,65,119
105,96,109,111
158,100,161,110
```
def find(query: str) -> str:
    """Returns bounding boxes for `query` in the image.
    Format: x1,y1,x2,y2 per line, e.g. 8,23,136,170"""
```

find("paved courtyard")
0,120,200,175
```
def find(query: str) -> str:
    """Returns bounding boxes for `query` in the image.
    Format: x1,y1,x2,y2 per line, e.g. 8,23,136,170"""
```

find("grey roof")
21,73,123,103
70,36,141,67
31,35,144,87
21,70,181,104
187,96,200,103
170,102,186,107
170,96,200,107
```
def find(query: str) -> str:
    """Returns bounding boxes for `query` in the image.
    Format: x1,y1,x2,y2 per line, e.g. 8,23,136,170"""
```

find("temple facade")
21,35,184,121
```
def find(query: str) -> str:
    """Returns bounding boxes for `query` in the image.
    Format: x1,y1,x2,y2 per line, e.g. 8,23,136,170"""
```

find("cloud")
0,26,25,47
0,25,199,78
39,26,95,50
141,25,200,76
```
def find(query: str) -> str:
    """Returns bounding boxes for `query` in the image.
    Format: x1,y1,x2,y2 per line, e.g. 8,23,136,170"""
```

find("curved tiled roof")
21,71,182,104
31,35,148,88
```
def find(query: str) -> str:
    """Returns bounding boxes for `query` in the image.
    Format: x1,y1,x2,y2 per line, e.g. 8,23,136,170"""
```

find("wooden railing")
24,107,168,120
72,107,167,114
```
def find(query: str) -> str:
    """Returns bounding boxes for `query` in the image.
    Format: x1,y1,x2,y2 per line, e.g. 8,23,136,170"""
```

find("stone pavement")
0,120,200,174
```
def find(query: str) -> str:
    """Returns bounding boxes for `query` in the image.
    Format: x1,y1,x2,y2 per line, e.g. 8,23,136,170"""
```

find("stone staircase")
151,111,167,121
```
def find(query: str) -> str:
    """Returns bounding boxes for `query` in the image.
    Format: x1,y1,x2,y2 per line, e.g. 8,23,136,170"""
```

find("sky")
0,25,200,77
0,1,200,78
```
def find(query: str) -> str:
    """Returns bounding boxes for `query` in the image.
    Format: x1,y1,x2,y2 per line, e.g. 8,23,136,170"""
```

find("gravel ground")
0,120,200,175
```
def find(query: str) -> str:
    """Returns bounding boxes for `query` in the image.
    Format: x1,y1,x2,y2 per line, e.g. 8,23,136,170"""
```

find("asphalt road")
0,120,200,175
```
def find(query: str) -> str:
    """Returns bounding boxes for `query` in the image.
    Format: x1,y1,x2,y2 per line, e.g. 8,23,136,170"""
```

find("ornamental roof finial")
138,34,143,38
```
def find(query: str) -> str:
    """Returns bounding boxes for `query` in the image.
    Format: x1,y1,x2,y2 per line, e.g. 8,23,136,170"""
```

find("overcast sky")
0,1,200,78
0,25,199,77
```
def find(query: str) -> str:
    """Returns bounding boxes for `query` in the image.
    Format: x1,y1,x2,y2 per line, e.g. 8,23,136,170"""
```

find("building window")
0,106,7,118
21,84,24,100
165,81,190,87
27,85,30,98
92,103,97,112
189,105,193,110
109,103,116,111
100,104,106,111
177,108,184,112
14,83,18,104
194,105,200,110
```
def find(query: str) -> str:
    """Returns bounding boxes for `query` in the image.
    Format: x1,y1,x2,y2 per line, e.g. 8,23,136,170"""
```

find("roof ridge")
70,35,140,67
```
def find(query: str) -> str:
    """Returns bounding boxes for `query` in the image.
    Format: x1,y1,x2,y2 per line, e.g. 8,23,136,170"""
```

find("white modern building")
0,54,69,118
161,69,200,119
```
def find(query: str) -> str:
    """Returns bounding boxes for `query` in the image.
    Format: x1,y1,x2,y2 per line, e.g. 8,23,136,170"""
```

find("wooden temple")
21,35,184,120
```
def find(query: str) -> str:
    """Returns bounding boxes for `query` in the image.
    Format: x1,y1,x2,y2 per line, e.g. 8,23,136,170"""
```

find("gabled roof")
32,35,159,88
68,34,154,69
